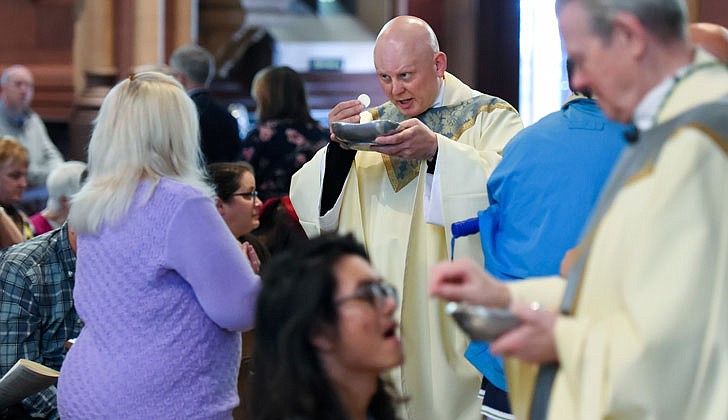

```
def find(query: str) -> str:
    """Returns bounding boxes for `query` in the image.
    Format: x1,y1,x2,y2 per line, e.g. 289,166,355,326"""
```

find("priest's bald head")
373,16,447,117
690,22,728,63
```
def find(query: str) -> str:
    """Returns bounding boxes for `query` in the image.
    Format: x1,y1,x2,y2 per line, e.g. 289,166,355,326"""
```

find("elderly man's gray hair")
169,45,216,87
556,0,688,43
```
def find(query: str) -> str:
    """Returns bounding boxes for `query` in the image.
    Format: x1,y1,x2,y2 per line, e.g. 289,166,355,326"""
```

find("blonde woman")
58,72,260,419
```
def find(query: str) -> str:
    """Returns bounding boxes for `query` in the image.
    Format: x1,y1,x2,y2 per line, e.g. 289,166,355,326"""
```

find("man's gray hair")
169,44,215,86
0,65,29,87
556,0,688,43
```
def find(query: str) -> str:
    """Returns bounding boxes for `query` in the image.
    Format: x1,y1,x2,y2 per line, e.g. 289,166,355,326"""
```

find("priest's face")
374,39,446,117
558,1,645,123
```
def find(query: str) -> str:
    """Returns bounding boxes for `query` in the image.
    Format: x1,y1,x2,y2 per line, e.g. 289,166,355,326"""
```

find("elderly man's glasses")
336,281,398,309
231,190,258,201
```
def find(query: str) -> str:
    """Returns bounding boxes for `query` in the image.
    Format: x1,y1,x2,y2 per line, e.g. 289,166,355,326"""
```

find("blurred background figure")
29,160,87,235
689,22,728,62
0,65,63,189
169,44,242,164
0,136,34,239
252,234,403,420
241,66,328,201
58,72,260,419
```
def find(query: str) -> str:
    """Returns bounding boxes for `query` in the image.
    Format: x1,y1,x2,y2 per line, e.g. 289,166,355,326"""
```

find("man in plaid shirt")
0,223,79,419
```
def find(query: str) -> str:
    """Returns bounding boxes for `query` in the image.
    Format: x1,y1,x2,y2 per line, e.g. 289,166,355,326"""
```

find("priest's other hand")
489,303,558,364
429,258,511,308
371,118,438,160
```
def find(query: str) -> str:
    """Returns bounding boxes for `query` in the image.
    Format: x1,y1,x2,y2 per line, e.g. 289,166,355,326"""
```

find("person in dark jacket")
170,44,242,164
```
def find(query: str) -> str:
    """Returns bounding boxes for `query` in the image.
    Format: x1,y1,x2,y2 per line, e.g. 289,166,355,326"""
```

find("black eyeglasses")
335,281,398,309
231,190,259,201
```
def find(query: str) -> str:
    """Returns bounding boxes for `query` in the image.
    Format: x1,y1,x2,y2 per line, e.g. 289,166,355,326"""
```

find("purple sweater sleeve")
164,194,261,331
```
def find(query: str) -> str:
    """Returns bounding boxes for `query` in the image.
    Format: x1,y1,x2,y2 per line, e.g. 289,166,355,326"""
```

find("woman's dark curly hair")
251,234,400,420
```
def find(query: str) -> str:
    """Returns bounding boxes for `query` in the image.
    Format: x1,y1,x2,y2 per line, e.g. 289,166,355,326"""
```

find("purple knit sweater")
58,178,260,419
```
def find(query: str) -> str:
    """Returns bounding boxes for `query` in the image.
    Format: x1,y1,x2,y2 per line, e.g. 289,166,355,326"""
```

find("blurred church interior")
0,0,723,162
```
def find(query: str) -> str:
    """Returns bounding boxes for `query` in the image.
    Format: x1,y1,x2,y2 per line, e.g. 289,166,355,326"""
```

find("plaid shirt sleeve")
0,259,58,419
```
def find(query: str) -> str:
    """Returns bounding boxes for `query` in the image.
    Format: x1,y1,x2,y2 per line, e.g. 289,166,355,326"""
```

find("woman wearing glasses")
207,161,267,418
252,234,403,420
207,161,265,256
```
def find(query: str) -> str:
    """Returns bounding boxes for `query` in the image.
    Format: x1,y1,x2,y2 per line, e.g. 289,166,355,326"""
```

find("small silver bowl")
331,120,401,147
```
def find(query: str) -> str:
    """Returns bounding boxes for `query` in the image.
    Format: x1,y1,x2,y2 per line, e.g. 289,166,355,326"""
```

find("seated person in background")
29,161,87,235
0,223,80,420
252,234,403,420
0,136,34,239
689,22,728,62
241,66,329,201
57,72,261,419
0,65,64,188
464,59,627,420
169,44,242,164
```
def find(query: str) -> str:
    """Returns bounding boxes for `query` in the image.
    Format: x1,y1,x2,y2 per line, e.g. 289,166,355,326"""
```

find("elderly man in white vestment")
430,0,728,419
290,15,523,420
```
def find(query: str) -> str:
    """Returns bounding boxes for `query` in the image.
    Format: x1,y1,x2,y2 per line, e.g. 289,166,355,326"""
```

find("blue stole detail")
370,95,506,192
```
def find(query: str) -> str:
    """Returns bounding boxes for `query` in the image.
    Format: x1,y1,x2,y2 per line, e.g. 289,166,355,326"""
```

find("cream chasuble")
504,50,728,420
291,72,523,420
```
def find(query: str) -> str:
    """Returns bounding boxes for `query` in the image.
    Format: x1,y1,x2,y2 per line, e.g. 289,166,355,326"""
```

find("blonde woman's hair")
69,72,213,234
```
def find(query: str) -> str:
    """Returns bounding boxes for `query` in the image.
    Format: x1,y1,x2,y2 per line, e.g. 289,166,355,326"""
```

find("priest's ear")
434,51,447,78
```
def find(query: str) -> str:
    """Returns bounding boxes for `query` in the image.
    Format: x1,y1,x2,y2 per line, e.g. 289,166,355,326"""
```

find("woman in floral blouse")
241,66,329,201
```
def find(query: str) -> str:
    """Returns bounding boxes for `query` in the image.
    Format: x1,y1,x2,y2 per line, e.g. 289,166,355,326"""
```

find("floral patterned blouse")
241,119,329,201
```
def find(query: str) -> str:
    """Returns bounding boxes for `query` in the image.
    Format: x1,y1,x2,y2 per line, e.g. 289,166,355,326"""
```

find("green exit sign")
309,58,343,72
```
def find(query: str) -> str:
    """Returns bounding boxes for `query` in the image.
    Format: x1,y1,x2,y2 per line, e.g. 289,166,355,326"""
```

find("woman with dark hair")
207,162,263,240
252,234,403,420
241,66,328,201
207,161,268,419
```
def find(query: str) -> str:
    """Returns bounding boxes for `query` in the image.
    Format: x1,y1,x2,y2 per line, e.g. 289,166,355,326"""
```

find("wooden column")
114,0,135,78
474,0,520,108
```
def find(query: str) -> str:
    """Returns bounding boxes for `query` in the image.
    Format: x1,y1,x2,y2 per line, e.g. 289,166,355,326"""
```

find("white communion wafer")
359,111,373,123
357,93,371,108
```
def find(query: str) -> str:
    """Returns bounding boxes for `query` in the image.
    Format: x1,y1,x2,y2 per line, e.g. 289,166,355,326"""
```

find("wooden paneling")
0,0,74,122
698,0,728,25
406,0,445,42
